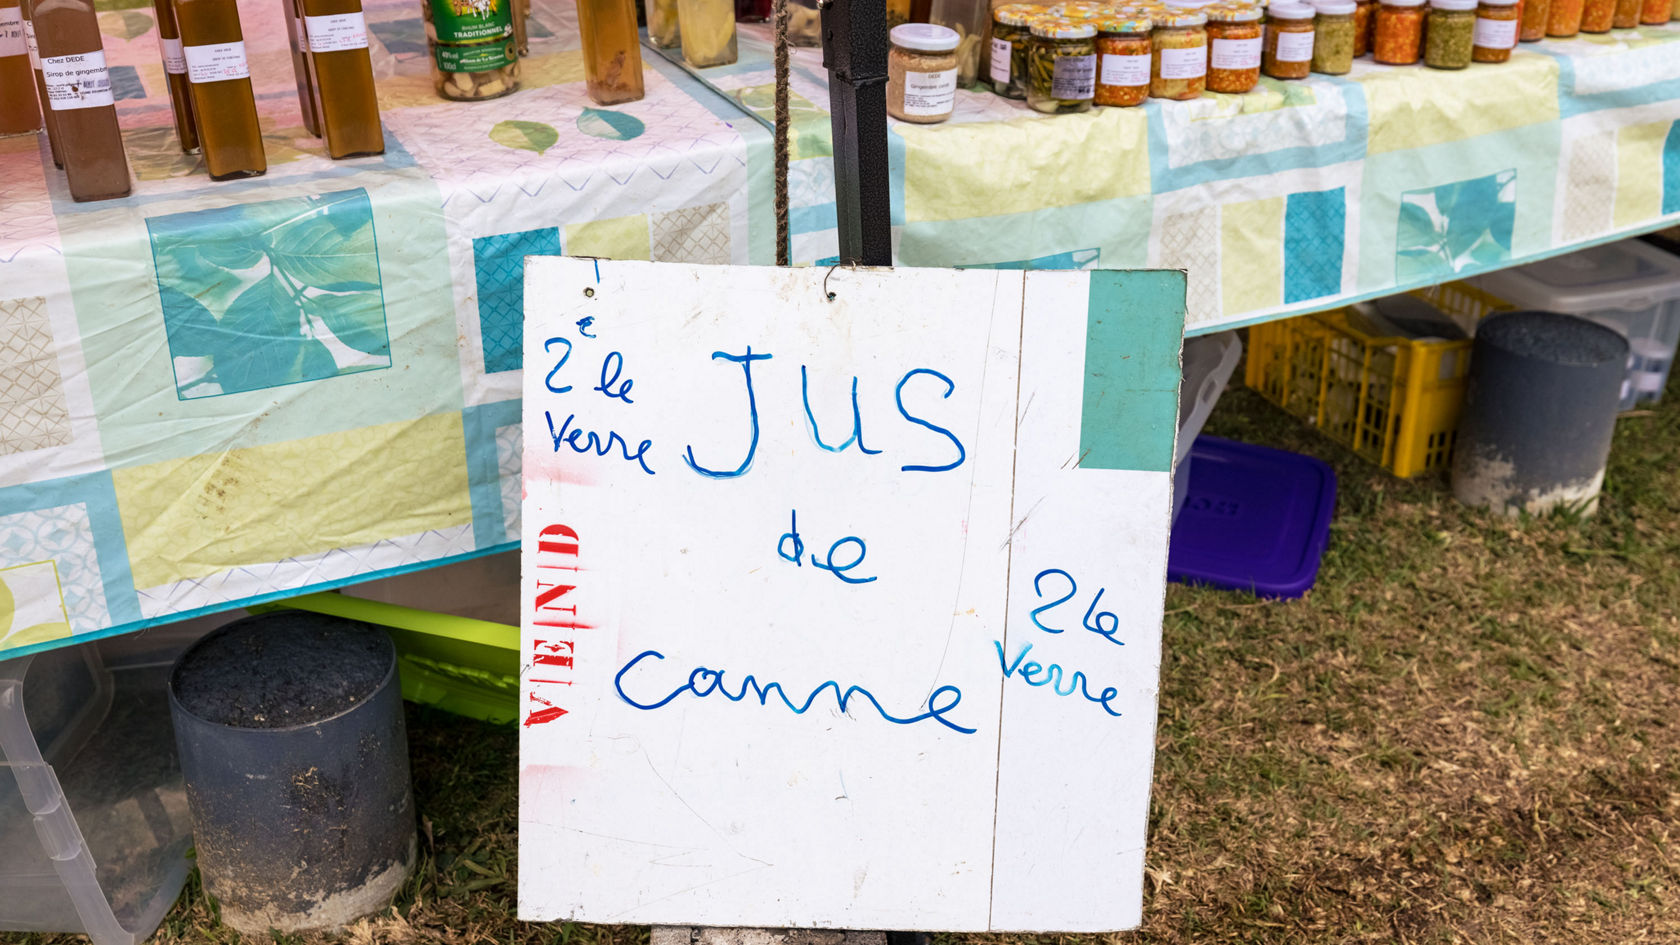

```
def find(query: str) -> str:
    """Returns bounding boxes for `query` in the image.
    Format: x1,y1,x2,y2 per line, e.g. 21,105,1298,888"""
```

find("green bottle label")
435,39,514,71
429,0,513,43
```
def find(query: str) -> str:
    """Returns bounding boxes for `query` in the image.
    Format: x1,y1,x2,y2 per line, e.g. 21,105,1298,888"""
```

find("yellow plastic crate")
1244,281,1509,478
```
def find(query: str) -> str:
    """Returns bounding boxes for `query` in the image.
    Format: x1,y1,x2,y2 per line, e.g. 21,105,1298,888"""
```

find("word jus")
525,523,586,728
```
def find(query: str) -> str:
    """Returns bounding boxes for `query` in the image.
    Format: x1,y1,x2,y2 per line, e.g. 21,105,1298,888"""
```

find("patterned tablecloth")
0,0,772,657
667,23,1680,333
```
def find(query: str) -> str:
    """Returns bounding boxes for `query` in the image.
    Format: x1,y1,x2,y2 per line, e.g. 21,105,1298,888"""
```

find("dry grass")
20,379,1680,945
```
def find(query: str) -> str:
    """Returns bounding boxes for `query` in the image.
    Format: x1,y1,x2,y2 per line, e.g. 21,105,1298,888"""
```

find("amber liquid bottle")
149,0,197,151
173,0,265,179
1,4,44,135
283,0,321,136
300,0,382,158
32,0,130,200
20,0,61,165
575,0,644,105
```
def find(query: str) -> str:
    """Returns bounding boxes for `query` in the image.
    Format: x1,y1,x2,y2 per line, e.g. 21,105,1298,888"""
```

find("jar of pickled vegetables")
1150,8,1206,99
1205,5,1261,93
1579,0,1614,30
1519,0,1550,35
1640,0,1668,22
1373,0,1424,62
1312,0,1356,73
1263,1,1315,78
1094,15,1152,105
1425,0,1474,67
1354,0,1376,54
1026,16,1097,113
1546,0,1582,34
1612,0,1641,26
1472,0,1518,59
990,3,1040,98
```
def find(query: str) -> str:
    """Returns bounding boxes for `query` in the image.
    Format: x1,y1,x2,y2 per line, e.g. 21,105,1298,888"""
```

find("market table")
0,0,772,656
664,22,1680,332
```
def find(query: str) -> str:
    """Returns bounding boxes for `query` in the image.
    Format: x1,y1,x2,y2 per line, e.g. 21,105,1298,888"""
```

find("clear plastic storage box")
0,628,200,944
1174,331,1243,522
1475,240,1680,411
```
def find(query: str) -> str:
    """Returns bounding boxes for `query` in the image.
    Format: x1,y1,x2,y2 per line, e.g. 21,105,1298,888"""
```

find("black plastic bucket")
168,611,416,935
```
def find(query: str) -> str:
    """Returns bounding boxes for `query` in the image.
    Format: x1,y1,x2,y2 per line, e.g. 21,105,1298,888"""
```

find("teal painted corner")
1080,269,1188,473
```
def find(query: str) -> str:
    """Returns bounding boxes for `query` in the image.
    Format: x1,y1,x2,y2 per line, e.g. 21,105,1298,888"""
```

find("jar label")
1099,51,1149,86
1472,15,1517,47
184,41,251,83
160,36,186,73
0,7,24,58
23,16,38,68
1158,45,1207,79
306,12,370,53
1051,53,1096,99
989,36,1012,83
41,51,114,110
1211,35,1261,68
436,40,514,73
430,0,514,44
1274,29,1314,61
902,67,957,115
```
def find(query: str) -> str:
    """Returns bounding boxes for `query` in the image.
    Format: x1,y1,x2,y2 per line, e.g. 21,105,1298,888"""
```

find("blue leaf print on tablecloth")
1395,169,1516,285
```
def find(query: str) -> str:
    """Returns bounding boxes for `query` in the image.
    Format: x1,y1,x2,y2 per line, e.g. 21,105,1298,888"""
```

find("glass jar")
1205,5,1260,93
1150,10,1206,99
1471,0,1518,59
1262,1,1314,78
1094,15,1152,105
1579,0,1614,28
1373,0,1424,62
1612,0,1641,25
1311,0,1356,73
1026,16,1096,113
677,0,737,67
1425,0,1474,67
930,0,989,87
425,0,520,100
1546,0,1582,34
1354,0,1376,54
887,22,959,122
1519,0,1549,35
990,4,1039,97
1640,0,1667,22
1671,0,1679,22
788,0,821,45
645,0,678,47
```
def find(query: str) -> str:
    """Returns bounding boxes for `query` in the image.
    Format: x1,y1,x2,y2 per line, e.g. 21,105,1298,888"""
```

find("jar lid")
1031,14,1099,36
1207,4,1263,20
1267,0,1315,14
1430,0,1476,8
1096,13,1156,30
1047,0,1110,16
995,3,1046,25
1156,8,1210,23
1313,0,1356,12
1476,0,1519,5
1380,0,1425,7
889,22,962,50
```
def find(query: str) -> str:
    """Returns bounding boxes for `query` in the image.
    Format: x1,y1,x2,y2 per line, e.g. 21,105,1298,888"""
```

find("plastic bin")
0,632,197,944
1174,331,1242,522
1475,240,1680,411
1244,280,1506,477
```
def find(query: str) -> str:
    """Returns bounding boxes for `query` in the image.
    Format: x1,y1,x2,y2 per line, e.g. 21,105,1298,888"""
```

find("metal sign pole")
819,0,893,267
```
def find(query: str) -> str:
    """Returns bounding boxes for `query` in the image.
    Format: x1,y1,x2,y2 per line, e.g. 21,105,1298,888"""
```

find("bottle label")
41,50,114,109
306,11,369,52
1158,45,1207,79
901,67,957,116
435,40,514,72
184,40,251,83
23,15,38,68
160,36,186,74
1210,36,1261,68
1100,51,1149,86
1472,15,1517,47
1050,53,1096,99
1273,29,1314,61
0,7,24,58
989,36,1011,84
429,0,513,43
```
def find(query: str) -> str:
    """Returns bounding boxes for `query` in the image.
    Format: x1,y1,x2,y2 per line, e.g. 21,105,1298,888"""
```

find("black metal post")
820,0,893,266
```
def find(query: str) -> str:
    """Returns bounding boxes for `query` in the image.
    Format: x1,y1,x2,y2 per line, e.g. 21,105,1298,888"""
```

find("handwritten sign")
519,261,1185,932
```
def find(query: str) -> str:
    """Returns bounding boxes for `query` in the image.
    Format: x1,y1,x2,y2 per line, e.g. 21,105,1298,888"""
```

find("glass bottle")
301,0,383,158
151,0,198,150
577,0,644,103
1262,1,1314,79
32,0,130,200
676,0,735,67
174,0,265,179
1424,0,1474,68
425,0,519,101
1471,0,1518,59
645,0,679,48
1,3,43,135
21,0,62,166
1373,0,1424,62
283,0,321,136
929,0,989,87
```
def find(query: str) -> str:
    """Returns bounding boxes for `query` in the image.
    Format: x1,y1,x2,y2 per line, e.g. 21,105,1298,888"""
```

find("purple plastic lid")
1167,435,1337,599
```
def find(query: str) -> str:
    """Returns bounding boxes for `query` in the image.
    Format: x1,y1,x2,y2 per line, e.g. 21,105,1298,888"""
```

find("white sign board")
519,260,1186,932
